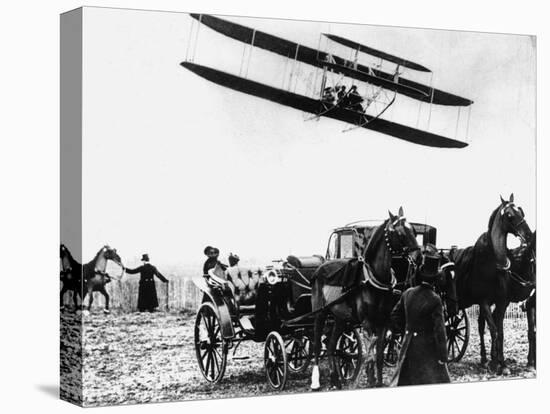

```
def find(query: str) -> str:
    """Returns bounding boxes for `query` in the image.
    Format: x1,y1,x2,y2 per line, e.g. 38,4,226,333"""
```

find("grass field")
59,309,535,407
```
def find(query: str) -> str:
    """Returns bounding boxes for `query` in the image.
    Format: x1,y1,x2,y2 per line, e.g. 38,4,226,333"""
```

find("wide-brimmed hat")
141,253,150,262
418,255,440,281
204,246,219,256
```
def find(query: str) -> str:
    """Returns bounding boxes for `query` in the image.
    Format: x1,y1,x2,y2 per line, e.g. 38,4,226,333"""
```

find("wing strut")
343,93,397,133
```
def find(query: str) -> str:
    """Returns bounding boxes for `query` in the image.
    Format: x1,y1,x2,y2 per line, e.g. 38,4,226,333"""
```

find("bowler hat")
141,253,150,262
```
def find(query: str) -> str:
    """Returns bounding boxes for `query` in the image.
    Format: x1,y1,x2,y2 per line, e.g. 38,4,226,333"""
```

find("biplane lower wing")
189,14,473,107
181,62,468,149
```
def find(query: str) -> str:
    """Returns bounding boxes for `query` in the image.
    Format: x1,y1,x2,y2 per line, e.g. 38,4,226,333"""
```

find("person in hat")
125,254,168,312
228,253,240,267
322,87,336,106
337,85,347,104
346,85,364,112
389,251,450,386
202,246,227,276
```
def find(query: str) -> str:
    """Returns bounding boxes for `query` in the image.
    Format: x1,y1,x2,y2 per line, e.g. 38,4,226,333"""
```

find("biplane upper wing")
181,62,468,149
323,33,431,72
190,14,473,107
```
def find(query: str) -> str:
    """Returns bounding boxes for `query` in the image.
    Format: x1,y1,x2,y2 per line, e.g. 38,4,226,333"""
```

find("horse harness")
357,217,417,293
495,252,535,291
500,202,527,242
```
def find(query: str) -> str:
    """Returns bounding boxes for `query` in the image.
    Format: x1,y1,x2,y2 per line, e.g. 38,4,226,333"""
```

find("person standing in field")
125,253,168,312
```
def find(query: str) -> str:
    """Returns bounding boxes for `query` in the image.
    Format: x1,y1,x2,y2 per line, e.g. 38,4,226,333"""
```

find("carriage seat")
286,255,325,270
225,266,261,309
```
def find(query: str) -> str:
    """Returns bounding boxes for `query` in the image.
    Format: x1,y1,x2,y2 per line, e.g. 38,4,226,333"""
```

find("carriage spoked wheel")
285,334,312,373
264,331,288,390
383,332,402,367
446,308,470,362
335,328,363,383
194,302,228,384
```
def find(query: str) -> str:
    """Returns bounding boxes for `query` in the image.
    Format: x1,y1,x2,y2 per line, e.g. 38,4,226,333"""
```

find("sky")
74,7,536,271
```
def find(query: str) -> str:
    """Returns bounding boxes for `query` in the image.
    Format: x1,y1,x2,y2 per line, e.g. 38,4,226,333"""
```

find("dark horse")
82,245,124,313
478,230,536,368
60,244,83,310
310,208,419,390
452,194,532,374
520,231,536,368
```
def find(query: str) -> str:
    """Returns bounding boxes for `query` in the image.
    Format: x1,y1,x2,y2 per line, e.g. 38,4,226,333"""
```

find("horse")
478,230,536,368
521,232,536,368
451,194,532,374
310,207,419,390
60,244,83,310
509,230,536,367
82,245,124,313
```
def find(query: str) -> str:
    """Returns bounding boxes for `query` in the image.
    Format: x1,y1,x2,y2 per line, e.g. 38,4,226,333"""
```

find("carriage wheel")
195,302,228,384
446,308,470,362
335,328,363,383
264,331,288,390
383,332,402,367
286,334,312,373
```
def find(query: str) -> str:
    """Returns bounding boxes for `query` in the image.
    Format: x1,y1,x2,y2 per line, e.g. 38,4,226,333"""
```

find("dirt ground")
60,310,535,407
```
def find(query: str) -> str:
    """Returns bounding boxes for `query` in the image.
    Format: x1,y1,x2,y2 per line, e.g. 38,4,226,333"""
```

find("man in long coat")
389,252,451,386
125,254,168,312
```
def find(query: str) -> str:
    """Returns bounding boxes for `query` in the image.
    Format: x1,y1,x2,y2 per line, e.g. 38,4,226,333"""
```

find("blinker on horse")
310,207,419,390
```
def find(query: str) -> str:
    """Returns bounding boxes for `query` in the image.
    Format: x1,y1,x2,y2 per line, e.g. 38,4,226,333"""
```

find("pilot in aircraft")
346,85,365,112
322,86,336,105
337,85,347,103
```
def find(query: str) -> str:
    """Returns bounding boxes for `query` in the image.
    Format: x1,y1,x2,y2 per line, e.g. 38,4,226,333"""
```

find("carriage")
193,253,363,390
193,220,469,390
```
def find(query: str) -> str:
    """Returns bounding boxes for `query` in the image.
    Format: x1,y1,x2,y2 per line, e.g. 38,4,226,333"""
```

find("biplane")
181,14,474,149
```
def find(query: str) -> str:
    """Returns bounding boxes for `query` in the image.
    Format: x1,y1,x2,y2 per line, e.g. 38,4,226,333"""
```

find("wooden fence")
62,277,528,326
466,303,528,330
62,276,203,312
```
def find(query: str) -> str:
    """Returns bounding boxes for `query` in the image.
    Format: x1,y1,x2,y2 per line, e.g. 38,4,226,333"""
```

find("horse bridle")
384,216,419,256
500,203,527,242
358,218,417,291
